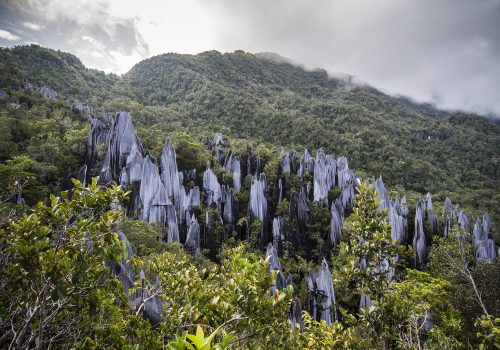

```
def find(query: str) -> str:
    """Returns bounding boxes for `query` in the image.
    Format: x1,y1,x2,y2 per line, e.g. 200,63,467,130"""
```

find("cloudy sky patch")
0,0,499,116
0,28,20,41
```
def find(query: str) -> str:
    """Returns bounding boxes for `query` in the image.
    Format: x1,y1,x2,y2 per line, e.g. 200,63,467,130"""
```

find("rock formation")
99,112,144,184
203,165,222,211
224,151,241,192
306,259,337,325
413,200,426,265
185,214,201,256
36,85,58,99
313,149,336,205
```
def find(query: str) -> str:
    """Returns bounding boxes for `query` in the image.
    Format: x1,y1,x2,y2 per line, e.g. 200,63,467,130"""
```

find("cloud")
23,22,42,31
0,28,20,41
0,0,150,73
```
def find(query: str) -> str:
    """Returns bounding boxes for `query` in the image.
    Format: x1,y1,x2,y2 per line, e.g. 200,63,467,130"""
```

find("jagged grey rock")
281,150,298,174
289,190,311,248
249,173,267,222
374,176,390,211
413,200,426,265
77,165,87,187
166,205,179,242
428,212,438,235
99,112,144,184
266,242,281,271
224,151,241,192
185,214,200,256
139,156,169,223
425,192,433,212
359,294,372,308
246,154,262,176
298,149,315,177
401,196,409,218
334,198,345,222
388,204,405,242
340,181,355,211
278,176,285,203
160,138,183,215
336,156,349,188
473,215,497,263
457,211,469,231
329,202,342,246
307,259,337,325
85,117,109,170
223,186,236,225
112,231,164,325
36,85,58,99
120,144,144,189
444,197,452,214
313,149,336,204
203,166,222,210
72,102,93,113
272,217,285,255
290,299,305,331
212,133,225,147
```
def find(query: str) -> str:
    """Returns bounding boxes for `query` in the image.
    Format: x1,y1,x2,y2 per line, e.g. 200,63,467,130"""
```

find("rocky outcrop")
265,242,304,331
289,189,310,249
72,102,93,113
139,156,169,223
473,214,497,263
272,217,285,256
85,117,109,171
113,231,163,325
185,214,201,256
249,173,267,222
306,259,337,325
166,205,179,242
203,166,222,210
413,200,427,266
297,149,314,177
313,149,336,205
36,86,58,99
329,201,342,246
99,112,144,184
224,151,241,192
222,186,237,227
281,150,298,174
160,138,183,214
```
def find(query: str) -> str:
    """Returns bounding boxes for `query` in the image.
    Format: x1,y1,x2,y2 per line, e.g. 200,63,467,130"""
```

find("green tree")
0,179,136,349
336,181,409,347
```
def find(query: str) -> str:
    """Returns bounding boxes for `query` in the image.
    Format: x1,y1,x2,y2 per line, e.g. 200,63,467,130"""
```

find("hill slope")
124,50,499,214
0,45,499,219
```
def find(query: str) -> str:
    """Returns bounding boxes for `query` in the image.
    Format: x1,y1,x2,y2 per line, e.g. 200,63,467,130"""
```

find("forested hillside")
1,44,499,224
0,45,499,349
124,50,499,219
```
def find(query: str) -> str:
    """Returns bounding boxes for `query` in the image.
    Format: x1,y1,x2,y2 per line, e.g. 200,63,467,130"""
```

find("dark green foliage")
1,45,498,227
118,218,168,257
427,229,500,344
0,44,121,105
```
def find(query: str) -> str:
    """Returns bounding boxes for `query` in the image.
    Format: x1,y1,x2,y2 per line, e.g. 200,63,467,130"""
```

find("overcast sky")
1,0,499,116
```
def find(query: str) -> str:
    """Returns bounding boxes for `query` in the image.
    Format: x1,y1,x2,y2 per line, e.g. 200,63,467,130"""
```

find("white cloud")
0,28,20,41
23,22,42,30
